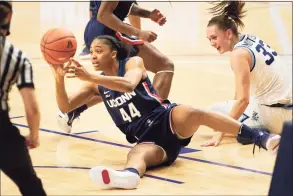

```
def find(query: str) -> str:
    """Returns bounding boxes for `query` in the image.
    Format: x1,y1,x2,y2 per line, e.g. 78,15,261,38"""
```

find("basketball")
40,28,77,65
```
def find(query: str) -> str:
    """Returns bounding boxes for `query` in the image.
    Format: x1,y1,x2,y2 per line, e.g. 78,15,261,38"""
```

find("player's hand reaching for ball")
50,62,70,77
66,58,91,81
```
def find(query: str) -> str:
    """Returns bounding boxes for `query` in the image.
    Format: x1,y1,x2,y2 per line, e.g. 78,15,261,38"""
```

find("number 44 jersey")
233,34,292,105
98,58,170,141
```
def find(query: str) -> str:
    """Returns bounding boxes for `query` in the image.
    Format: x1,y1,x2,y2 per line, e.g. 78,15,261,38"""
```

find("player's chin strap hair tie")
226,15,235,23
156,70,174,74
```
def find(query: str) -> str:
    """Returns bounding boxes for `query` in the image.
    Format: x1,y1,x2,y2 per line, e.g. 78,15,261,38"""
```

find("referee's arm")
17,57,40,140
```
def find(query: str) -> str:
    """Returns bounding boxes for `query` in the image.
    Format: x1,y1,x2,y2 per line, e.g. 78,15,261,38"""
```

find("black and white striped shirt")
0,36,34,111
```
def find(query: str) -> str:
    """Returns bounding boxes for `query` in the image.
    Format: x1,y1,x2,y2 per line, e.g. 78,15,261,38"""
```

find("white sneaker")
266,134,281,154
56,111,72,133
89,166,140,189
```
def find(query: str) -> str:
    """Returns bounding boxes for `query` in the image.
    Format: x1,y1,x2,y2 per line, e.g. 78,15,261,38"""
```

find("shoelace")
67,112,81,126
253,135,262,156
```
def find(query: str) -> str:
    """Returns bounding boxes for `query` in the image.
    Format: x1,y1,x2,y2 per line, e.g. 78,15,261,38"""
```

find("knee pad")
156,70,174,74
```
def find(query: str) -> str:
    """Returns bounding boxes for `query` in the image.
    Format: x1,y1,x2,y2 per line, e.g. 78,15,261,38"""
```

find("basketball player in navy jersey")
50,35,281,190
57,1,174,133
203,1,292,147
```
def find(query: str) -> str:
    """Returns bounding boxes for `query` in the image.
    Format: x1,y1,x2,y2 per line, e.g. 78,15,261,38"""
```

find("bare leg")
89,144,166,189
57,95,102,133
171,105,242,138
137,42,174,100
124,143,167,177
152,71,174,100
170,105,281,154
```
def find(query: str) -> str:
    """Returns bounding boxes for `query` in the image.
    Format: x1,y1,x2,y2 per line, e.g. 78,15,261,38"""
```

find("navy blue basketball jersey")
98,58,165,137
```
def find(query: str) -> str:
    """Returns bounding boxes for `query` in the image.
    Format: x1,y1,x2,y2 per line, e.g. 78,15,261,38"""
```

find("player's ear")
226,29,233,40
111,50,117,59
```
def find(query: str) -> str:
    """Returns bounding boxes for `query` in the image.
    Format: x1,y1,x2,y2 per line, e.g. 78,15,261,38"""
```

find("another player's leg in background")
136,42,174,100
57,95,102,133
257,104,292,134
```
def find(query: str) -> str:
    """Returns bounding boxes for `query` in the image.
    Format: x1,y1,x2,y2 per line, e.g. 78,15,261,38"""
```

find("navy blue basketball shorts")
132,102,192,166
84,19,143,58
115,31,143,57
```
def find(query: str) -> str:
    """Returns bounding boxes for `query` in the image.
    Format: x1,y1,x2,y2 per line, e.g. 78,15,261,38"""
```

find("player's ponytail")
115,41,129,61
95,35,129,60
207,1,246,35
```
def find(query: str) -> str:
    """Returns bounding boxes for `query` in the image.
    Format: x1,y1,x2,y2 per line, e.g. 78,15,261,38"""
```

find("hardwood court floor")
1,1,292,195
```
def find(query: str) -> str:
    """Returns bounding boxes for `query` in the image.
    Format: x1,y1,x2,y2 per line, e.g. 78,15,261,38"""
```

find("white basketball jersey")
233,34,292,105
208,100,264,129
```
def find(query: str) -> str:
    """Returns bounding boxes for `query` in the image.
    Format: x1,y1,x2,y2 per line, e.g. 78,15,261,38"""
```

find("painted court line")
74,130,99,135
13,123,183,184
13,123,272,177
34,166,183,184
10,116,25,119
13,122,198,154
14,123,133,149
9,116,99,136
178,155,272,176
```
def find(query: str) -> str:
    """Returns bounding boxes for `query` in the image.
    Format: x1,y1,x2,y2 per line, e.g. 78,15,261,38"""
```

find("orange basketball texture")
40,28,77,65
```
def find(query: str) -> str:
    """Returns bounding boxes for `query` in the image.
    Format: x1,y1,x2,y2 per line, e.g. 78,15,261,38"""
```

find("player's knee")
164,60,174,71
236,135,254,145
127,149,146,160
157,58,174,72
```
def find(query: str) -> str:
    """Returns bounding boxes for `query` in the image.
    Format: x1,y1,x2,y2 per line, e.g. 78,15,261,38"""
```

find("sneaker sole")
266,134,281,154
89,166,140,189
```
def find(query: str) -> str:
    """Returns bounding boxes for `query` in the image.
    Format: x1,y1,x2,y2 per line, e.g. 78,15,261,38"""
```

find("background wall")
7,2,292,60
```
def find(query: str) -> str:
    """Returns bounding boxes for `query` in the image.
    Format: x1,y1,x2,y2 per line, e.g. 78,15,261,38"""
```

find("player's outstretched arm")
130,4,166,26
68,57,146,93
50,63,98,113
